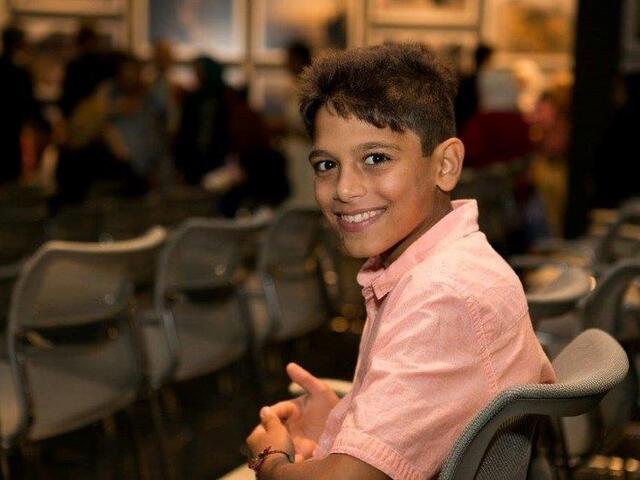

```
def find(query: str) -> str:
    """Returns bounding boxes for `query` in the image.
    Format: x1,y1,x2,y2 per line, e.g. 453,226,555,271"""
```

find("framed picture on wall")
367,28,478,72
252,0,357,63
132,0,246,61
10,0,125,15
622,0,640,71
482,0,576,69
369,0,479,27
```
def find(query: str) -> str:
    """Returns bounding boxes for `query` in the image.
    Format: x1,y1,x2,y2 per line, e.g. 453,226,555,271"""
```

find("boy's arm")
262,453,390,480
247,407,390,480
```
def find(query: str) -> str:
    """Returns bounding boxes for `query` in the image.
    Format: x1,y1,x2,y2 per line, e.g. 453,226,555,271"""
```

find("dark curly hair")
298,42,458,155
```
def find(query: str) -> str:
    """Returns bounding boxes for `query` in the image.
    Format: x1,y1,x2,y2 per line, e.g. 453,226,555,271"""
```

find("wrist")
248,446,294,478
260,453,292,478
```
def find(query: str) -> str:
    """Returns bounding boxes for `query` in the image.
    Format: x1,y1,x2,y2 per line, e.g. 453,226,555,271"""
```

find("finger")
260,406,284,431
294,453,304,463
286,363,327,396
270,400,299,420
246,425,266,447
296,437,317,459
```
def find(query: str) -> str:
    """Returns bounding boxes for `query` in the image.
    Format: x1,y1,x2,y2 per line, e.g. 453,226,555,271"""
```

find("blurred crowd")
1,22,638,247
0,23,291,219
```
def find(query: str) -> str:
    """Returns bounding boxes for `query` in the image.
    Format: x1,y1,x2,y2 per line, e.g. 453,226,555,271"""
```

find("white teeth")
340,210,382,223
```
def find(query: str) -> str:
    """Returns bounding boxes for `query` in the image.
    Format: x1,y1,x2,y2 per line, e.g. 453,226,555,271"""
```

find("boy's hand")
246,407,295,472
270,363,340,461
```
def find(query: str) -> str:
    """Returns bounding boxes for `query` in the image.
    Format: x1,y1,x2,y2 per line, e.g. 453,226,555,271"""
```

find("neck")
381,195,453,268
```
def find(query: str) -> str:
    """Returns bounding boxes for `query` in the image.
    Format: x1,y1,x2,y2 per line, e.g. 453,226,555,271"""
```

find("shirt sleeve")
328,281,497,480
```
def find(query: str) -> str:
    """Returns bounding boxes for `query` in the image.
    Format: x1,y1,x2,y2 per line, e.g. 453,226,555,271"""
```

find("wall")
2,0,578,112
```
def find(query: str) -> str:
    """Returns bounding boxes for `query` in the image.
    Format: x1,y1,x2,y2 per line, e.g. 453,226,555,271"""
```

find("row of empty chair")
0,206,339,477
511,198,640,474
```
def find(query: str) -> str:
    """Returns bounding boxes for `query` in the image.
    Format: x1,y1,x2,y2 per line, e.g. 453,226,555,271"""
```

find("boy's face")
310,106,448,260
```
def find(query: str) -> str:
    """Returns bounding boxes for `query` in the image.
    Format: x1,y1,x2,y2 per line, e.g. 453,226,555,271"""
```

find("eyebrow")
308,142,402,162
308,149,332,162
356,142,402,152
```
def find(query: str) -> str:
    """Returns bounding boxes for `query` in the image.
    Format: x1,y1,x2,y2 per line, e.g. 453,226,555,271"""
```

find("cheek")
314,178,333,210
374,166,421,203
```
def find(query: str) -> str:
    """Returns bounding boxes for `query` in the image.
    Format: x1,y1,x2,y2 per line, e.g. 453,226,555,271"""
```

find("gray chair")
153,186,217,229
453,163,523,252
591,203,640,270
535,259,640,353
438,328,629,480
47,203,102,242
320,226,365,322
257,207,329,343
0,202,48,266
521,263,593,320
97,196,163,241
529,201,640,272
150,216,268,386
0,227,166,456
523,259,640,472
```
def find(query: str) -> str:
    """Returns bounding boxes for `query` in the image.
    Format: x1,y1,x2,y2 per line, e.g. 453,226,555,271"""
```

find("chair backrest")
0,202,49,265
257,207,329,342
48,203,102,242
97,196,163,241
525,265,593,319
153,215,269,384
3,227,166,447
594,205,640,265
320,226,365,320
438,329,629,480
582,258,640,334
156,216,268,307
154,186,217,228
9,227,166,331
453,164,522,250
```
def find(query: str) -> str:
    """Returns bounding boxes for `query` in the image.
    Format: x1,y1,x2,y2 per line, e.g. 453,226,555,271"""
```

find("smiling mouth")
336,208,385,226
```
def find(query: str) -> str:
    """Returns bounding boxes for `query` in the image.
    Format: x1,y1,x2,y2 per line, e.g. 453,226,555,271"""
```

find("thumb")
260,406,283,431
287,363,326,396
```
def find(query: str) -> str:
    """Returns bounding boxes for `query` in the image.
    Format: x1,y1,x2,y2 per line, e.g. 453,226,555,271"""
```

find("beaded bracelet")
248,446,294,475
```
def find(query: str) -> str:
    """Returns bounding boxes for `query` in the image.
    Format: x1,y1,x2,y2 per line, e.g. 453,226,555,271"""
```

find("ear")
432,137,464,193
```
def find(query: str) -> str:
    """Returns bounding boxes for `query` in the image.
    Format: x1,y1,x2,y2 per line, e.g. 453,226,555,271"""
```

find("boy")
246,43,555,480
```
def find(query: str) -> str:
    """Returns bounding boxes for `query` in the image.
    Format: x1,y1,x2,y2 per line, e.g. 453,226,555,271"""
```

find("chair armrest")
288,378,353,398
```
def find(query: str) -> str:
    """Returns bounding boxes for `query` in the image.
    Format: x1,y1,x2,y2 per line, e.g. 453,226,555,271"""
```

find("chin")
341,239,385,259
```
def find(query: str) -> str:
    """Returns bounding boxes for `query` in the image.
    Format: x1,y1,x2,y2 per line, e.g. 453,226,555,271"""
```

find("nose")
335,164,366,202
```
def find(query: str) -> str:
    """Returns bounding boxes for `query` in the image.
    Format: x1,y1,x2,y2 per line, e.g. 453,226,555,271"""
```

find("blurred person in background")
148,40,179,137
512,59,546,118
459,68,534,253
179,56,289,216
528,74,573,238
454,43,493,133
175,56,231,184
281,40,316,207
58,24,117,120
0,25,37,184
109,53,170,195
54,25,133,205
460,68,532,169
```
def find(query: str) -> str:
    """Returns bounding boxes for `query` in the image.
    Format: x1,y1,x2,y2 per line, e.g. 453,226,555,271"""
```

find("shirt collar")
357,199,480,301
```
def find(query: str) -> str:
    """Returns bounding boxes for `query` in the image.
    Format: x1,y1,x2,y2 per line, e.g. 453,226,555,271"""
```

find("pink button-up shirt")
314,199,555,479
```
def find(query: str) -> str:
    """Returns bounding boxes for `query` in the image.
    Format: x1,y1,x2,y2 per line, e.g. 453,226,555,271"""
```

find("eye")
364,153,390,165
313,160,337,173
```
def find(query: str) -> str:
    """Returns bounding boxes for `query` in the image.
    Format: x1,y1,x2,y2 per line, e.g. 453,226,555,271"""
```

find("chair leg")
1,448,11,480
148,390,178,480
250,345,268,394
550,417,574,480
125,405,151,480
100,416,119,480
